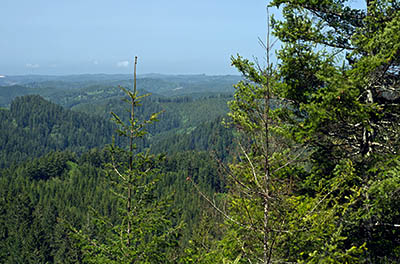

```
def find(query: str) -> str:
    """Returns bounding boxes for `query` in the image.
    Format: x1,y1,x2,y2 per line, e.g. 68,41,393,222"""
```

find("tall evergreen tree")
197,1,400,262
269,0,400,262
72,57,181,263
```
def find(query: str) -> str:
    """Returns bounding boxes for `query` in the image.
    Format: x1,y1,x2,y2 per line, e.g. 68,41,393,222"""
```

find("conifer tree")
197,1,400,262
269,0,400,262
72,57,181,263
192,18,316,263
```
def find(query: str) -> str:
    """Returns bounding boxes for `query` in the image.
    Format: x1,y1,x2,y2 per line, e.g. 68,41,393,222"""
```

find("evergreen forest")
1,1,400,263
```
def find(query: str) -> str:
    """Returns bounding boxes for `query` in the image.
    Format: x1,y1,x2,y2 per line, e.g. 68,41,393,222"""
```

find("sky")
0,0,365,76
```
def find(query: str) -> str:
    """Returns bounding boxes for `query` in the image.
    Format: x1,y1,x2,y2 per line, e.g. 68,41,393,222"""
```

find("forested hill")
0,95,115,168
0,87,234,262
0,92,234,168
3,0,400,262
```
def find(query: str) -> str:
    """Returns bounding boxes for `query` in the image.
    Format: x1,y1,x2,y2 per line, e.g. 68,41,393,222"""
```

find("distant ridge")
0,73,241,107
0,73,241,87
139,73,240,78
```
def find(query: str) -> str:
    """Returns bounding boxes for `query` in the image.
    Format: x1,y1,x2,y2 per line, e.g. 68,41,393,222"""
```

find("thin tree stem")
127,56,138,247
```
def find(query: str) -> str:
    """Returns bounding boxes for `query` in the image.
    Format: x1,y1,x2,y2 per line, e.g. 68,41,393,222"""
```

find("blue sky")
0,0,365,75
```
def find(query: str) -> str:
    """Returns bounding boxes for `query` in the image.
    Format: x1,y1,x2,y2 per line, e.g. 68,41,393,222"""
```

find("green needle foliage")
212,49,365,264
269,0,400,262
72,57,181,263
200,1,400,263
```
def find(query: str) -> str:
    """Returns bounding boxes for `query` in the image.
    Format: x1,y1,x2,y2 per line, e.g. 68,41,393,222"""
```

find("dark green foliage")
0,81,232,262
73,93,232,143
151,116,235,161
178,2,400,263
267,0,400,262
158,151,225,222
0,95,115,168
24,151,75,181
0,150,115,263
71,71,188,263
2,6,400,260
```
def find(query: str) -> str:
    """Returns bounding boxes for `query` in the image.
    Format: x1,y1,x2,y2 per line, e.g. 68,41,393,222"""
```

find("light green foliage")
205,1,400,263
209,52,310,263
217,54,366,263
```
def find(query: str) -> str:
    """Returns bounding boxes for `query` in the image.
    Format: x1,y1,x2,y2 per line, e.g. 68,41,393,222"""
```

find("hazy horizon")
0,72,241,77
1,0,272,76
1,0,366,76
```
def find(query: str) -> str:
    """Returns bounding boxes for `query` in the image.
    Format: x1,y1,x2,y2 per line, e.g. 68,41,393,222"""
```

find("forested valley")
2,1,400,263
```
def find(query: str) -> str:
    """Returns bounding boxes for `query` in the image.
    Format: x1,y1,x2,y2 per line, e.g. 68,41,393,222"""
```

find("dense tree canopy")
184,1,400,263
1,1,400,263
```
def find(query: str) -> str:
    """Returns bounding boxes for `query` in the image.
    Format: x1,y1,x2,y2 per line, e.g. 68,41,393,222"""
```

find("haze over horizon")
0,72,241,78
1,0,272,76
1,0,366,76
